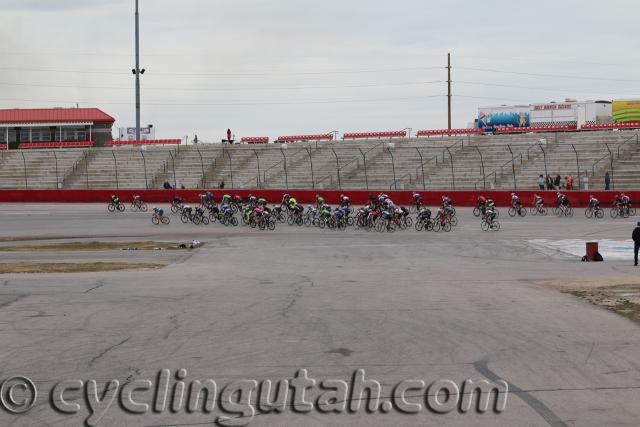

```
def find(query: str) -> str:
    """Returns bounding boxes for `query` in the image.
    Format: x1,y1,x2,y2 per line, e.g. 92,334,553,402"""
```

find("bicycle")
108,201,125,212
585,205,604,219
130,200,148,212
555,204,574,217
508,205,527,218
481,217,500,231
529,204,548,216
151,213,170,225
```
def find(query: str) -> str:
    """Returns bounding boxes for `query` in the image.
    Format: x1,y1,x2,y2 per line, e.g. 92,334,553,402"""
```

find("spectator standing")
554,174,561,190
163,181,172,190
227,129,232,143
566,175,574,190
633,222,640,266
605,172,611,190
546,175,553,190
537,174,545,190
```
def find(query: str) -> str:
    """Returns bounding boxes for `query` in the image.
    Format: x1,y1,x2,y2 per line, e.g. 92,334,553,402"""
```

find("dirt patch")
0,262,166,274
565,286,640,323
0,241,188,252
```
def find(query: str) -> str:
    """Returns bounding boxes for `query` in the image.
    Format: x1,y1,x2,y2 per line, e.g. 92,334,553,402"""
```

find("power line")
0,80,445,92
0,94,446,107
455,66,640,83
455,81,638,96
0,65,445,77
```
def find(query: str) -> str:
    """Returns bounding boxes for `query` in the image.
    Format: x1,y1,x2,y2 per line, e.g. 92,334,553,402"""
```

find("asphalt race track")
0,203,639,426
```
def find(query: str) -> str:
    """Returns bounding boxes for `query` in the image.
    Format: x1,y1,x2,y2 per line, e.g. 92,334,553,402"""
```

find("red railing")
241,137,269,144
342,131,406,139
417,128,483,137
494,125,577,133
105,139,181,146
582,122,640,131
18,141,94,149
276,134,333,142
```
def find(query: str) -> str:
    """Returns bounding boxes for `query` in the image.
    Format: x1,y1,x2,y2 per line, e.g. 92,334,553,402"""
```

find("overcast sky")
1,0,639,140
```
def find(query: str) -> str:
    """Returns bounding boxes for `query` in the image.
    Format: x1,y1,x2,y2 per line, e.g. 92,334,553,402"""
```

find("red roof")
0,108,115,125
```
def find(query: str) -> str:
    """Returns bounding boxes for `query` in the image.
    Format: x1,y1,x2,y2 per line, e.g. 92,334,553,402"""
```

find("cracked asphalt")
0,203,639,426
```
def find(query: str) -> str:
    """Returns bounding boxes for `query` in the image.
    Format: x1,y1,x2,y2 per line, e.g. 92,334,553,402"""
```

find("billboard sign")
478,107,530,129
119,126,155,140
612,100,640,123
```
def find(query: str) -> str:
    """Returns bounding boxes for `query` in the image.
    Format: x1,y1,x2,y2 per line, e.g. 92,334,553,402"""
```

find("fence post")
331,147,341,190
52,151,59,189
84,151,89,189
539,145,548,180
305,146,315,189
195,148,205,189
168,151,177,189
20,151,27,189
605,143,614,191
474,146,486,190
280,147,289,190
445,147,455,190
112,151,119,190
253,149,261,188
225,148,234,189
571,144,580,189
139,150,148,189
415,147,426,190
507,145,516,190
358,148,368,191
388,147,397,190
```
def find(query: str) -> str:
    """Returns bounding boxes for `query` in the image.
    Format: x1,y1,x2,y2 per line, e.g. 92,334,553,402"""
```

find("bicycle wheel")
375,221,385,233
139,203,148,212
192,216,201,225
171,205,179,214
508,207,516,217
539,207,548,216
181,214,190,223
387,222,396,233
629,207,636,216
108,204,115,212
426,221,434,231
610,208,619,218
566,207,574,217
529,207,537,216
287,215,295,226
304,217,312,227
404,217,413,227
481,221,489,231
347,217,354,227
259,220,266,230
152,216,160,225
250,218,257,228
518,208,527,217
201,216,210,225
117,204,125,212
415,220,424,231
230,217,238,226
595,208,604,219
585,208,593,218
161,216,170,224
442,221,452,232
296,216,303,226
267,220,276,231
491,221,501,231
473,207,480,217
449,216,458,227
432,221,441,232
130,204,137,212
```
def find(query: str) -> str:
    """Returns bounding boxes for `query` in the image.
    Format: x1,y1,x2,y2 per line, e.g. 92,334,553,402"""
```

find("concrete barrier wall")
0,189,638,207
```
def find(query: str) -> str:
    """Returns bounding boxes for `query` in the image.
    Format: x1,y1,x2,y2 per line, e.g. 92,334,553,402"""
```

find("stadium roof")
0,108,115,125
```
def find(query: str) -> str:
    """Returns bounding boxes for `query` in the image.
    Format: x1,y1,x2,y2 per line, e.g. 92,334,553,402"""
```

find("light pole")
132,0,145,141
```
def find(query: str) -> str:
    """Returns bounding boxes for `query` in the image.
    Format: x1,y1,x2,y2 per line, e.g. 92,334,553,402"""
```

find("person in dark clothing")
605,172,611,191
163,181,172,190
633,222,640,266
554,174,561,190
227,129,232,143
546,175,553,190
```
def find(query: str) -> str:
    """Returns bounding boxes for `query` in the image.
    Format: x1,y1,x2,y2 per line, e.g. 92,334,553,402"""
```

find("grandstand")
0,129,638,191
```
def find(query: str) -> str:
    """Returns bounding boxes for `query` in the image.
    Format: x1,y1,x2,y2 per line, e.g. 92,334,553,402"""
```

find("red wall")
0,189,637,207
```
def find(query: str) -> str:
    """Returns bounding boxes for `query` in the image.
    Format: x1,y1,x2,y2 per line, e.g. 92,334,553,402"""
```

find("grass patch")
0,241,187,252
0,262,166,274
565,286,640,323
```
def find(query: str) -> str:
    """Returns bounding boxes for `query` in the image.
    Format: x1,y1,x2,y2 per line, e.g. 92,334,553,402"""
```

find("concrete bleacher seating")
105,139,181,146
1,130,639,191
417,128,483,137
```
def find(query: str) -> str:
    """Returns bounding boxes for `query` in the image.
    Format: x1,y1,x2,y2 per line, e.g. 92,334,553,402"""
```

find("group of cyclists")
107,190,636,231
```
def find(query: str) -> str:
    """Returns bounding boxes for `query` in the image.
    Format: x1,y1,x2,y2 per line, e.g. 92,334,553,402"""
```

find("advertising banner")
612,100,640,123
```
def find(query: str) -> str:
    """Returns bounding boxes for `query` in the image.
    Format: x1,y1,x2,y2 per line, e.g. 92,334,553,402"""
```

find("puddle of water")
529,239,633,260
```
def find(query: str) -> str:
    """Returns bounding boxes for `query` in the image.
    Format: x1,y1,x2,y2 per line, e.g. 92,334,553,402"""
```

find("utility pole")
133,0,142,141
447,52,452,130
